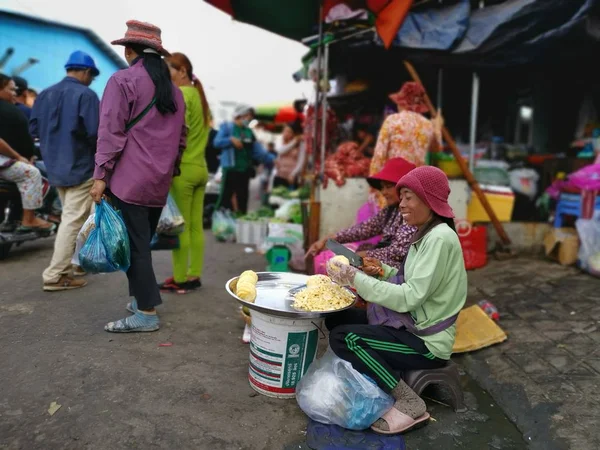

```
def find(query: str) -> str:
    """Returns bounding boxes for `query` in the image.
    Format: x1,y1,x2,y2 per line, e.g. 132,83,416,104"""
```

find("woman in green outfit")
326,166,467,435
160,52,210,293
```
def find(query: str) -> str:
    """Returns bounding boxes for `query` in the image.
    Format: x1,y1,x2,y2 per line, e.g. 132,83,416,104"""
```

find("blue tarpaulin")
375,0,600,67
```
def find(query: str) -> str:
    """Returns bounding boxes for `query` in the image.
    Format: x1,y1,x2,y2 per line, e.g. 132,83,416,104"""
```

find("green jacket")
354,223,467,360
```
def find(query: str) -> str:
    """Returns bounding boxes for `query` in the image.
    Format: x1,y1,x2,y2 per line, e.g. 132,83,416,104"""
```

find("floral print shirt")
335,206,417,268
370,110,435,176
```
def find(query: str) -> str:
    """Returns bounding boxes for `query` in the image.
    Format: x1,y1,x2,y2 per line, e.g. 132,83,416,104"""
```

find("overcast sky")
3,0,312,105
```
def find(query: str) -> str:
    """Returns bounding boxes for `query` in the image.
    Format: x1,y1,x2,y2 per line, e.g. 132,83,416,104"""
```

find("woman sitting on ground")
326,166,467,435
306,157,417,269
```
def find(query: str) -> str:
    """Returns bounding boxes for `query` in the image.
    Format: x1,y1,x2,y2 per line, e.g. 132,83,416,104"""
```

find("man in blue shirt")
30,50,100,292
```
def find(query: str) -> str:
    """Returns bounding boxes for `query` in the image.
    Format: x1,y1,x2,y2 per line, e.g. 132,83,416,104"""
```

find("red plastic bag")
457,220,487,270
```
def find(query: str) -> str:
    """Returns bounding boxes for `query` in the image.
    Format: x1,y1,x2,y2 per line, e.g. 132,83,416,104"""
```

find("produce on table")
270,185,310,200
236,270,258,302
292,276,354,312
240,207,275,222
320,141,372,187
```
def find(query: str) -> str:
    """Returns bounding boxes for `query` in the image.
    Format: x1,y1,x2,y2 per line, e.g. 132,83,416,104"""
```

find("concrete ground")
0,233,529,450
461,258,600,450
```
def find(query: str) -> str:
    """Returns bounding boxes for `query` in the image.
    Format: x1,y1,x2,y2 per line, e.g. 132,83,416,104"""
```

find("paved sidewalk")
461,258,600,450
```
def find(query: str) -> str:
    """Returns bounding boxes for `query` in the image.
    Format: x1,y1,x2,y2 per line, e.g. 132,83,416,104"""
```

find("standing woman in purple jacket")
90,21,186,333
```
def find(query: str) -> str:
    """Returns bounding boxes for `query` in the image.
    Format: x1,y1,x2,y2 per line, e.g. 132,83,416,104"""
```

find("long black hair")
436,214,457,233
130,44,177,115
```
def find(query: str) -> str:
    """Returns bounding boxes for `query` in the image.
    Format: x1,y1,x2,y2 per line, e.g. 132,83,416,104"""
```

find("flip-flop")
17,223,57,233
371,408,430,435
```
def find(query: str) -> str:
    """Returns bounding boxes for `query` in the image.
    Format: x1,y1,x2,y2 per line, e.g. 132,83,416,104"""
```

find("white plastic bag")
212,210,236,242
576,213,600,277
509,168,540,199
71,214,96,266
156,194,185,236
296,347,394,430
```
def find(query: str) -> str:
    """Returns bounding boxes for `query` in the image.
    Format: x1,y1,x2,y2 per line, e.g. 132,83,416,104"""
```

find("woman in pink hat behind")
307,157,417,269
90,20,186,333
326,166,467,435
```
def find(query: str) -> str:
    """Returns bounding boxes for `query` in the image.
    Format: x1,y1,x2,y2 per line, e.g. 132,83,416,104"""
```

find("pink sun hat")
111,20,170,57
396,166,455,218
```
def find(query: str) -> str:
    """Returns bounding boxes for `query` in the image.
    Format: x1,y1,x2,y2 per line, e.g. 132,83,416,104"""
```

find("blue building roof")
0,10,128,96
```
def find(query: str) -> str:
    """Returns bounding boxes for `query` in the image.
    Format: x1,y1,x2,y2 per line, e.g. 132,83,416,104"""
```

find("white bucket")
249,311,321,399
236,220,268,247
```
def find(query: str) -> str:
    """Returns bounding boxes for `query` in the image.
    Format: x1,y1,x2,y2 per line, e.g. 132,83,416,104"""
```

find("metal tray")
225,272,356,319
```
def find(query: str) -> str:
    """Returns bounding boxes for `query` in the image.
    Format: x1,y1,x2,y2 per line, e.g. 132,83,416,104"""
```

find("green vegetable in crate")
289,203,303,224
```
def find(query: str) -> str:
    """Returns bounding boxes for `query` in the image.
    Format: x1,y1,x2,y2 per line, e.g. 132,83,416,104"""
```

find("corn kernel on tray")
225,272,356,319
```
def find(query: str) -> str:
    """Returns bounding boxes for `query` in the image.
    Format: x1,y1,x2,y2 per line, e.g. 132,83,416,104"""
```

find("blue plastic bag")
79,200,130,273
296,347,394,430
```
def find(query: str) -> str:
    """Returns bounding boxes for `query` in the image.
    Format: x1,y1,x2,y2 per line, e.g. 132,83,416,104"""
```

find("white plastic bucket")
249,311,321,398
236,220,268,247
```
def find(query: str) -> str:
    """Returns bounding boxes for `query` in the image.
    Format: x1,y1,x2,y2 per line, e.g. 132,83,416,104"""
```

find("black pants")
326,308,446,393
110,194,162,310
219,169,251,214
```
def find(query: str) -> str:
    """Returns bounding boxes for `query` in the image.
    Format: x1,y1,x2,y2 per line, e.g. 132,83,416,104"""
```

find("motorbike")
0,177,58,259
0,152,60,260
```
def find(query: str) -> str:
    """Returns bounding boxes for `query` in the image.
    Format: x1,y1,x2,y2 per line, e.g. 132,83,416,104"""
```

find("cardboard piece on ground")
453,305,507,353
543,227,580,266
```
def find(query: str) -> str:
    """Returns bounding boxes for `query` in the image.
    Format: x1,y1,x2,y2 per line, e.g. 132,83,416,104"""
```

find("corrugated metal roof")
0,10,127,69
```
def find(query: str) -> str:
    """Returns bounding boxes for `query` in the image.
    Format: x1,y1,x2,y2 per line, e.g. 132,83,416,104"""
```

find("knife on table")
326,239,364,268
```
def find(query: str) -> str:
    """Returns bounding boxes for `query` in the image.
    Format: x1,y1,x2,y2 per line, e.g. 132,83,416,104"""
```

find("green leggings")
171,163,209,283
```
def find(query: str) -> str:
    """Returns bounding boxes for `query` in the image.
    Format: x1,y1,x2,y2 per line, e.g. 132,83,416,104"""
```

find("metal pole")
469,72,479,169
436,68,443,110
310,4,324,175
469,0,485,170
319,43,329,181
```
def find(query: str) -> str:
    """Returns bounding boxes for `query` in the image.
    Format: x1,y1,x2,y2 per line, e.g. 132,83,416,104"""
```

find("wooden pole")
403,61,511,246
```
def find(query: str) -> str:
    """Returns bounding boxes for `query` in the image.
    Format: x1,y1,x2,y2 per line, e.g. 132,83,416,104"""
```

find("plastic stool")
554,193,600,228
403,361,466,412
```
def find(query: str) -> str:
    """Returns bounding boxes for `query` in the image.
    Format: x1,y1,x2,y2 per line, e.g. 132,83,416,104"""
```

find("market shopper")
30,50,100,291
0,75,53,232
13,76,32,120
306,157,417,268
213,105,276,214
90,20,186,332
370,82,443,173
159,52,211,294
326,166,467,435
272,123,305,189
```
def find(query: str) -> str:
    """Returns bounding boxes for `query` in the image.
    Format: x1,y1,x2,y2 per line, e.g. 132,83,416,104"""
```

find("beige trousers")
43,179,94,284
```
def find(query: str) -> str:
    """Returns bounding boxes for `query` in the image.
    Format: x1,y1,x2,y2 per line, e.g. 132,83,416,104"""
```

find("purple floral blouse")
335,206,417,268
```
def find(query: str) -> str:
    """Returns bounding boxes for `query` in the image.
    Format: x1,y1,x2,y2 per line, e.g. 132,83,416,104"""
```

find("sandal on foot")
159,278,190,294
105,311,159,333
17,223,56,233
371,408,430,435
126,299,138,314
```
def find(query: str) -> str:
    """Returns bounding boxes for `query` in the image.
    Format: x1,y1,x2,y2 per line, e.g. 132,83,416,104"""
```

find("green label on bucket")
282,332,307,388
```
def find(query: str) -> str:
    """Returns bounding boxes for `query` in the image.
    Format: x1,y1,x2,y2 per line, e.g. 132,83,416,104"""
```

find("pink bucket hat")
396,166,454,218
111,20,170,56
